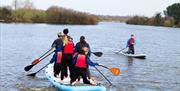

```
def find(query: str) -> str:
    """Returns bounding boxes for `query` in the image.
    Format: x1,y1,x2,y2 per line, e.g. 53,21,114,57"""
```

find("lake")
0,22,180,91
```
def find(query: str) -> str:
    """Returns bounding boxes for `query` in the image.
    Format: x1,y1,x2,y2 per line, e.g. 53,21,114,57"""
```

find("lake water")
0,22,180,91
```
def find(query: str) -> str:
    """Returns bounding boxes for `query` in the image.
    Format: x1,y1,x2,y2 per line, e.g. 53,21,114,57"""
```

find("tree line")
0,6,98,25
126,3,180,27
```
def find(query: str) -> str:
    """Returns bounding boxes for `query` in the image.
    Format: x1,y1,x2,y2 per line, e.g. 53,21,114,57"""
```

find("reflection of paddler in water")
127,57,133,66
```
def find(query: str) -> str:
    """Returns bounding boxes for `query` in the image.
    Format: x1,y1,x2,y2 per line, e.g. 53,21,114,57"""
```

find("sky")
0,0,179,17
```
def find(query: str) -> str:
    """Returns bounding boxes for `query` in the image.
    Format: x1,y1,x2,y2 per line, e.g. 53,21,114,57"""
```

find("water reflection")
127,57,133,66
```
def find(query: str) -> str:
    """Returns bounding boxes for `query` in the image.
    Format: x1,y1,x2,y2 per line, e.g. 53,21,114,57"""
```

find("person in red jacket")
70,47,98,85
74,36,92,79
61,28,74,80
126,34,136,54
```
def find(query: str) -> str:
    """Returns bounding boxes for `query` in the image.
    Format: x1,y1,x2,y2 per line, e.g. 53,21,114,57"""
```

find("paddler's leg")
86,65,91,79
55,63,61,77
67,54,73,79
127,47,131,54
64,55,68,77
80,68,91,84
70,68,79,85
61,54,68,80
54,63,58,77
129,45,134,54
132,45,135,54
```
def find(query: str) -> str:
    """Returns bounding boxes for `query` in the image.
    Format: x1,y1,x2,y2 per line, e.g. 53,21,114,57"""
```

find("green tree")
0,6,12,21
164,3,180,24
154,13,162,26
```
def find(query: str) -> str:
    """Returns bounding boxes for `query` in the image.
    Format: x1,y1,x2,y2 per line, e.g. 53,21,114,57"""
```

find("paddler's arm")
51,40,57,48
86,57,99,66
72,55,78,65
87,43,91,57
55,43,63,52
126,39,130,48
50,53,57,64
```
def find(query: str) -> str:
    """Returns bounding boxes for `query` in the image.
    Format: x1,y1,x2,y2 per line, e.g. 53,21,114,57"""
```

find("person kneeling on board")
71,47,98,85
126,34,136,54
50,32,64,77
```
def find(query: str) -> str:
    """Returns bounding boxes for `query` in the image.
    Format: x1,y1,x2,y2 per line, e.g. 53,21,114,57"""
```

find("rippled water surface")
0,22,180,91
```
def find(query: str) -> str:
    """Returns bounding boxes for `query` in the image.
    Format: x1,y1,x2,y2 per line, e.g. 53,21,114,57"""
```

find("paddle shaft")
39,50,54,62
94,66,112,86
98,65,109,69
118,47,127,53
35,63,50,74
39,47,54,60
24,50,54,71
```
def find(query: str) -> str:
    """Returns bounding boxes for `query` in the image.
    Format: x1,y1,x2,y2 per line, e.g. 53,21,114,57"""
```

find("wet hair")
80,36,86,46
57,32,62,38
79,49,85,54
63,28,69,34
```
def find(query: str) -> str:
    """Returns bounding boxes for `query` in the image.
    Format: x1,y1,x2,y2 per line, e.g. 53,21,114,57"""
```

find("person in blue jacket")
50,32,64,77
70,47,98,85
74,36,92,79
74,36,91,57
126,34,136,54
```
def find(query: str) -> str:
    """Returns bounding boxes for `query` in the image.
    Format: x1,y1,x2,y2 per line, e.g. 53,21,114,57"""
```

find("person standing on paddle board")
74,36,92,79
71,47,98,85
61,28,74,80
50,32,64,77
126,34,136,54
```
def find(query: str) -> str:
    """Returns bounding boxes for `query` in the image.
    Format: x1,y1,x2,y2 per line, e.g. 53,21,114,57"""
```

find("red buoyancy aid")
129,38,134,45
56,52,62,63
75,54,86,68
63,41,74,54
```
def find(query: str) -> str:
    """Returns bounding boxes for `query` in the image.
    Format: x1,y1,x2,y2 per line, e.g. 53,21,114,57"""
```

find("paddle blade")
24,64,34,71
27,73,36,77
109,68,120,76
93,52,103,57
31,59,40,65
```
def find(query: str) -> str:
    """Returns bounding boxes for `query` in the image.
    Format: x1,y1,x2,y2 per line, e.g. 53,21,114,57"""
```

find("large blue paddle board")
45,64,106,91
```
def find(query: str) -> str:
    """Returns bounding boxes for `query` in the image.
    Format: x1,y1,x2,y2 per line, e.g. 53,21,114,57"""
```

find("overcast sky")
0,0,179,17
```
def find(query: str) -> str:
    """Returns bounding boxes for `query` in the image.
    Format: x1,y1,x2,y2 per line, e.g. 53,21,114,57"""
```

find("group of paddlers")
50,28,136,85
50,28,99,85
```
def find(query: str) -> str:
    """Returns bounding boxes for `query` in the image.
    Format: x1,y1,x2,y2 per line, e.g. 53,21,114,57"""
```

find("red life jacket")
56,52,62,63
75,54,86,68
129,38,134,45
63,41,74,54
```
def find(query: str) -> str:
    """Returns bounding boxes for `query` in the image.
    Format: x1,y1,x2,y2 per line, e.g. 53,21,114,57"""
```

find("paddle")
98,65,120,76
94,66,113,86
31,47,54,65
24,51,54,71
116,47,127,53
92,52,103,57
27,63,50,77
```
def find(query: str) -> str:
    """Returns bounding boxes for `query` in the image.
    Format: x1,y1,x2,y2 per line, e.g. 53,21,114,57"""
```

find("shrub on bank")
126,16,179,28
0,6,98,25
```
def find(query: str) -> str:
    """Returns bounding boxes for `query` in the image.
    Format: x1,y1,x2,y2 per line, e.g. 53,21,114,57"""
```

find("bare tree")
12,0,34,10
23,0,34,9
